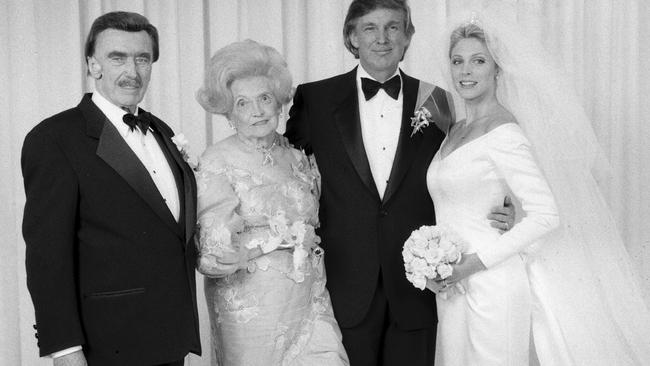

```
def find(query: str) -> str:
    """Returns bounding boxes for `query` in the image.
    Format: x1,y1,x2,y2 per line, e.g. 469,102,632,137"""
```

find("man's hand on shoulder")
53,350,87,366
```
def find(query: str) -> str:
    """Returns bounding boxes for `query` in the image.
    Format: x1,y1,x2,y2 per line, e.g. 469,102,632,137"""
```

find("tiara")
462,11,483,28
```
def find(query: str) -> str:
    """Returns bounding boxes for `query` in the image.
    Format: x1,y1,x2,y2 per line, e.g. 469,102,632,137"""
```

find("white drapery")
1,1,648,365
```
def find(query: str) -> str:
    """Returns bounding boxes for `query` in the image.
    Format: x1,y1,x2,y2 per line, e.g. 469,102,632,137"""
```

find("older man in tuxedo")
21,12,200,366
285,0,514,365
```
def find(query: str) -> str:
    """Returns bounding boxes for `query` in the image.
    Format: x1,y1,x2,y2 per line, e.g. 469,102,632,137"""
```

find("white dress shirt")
356,65,403,199
92,92,180,221
50,92,180,359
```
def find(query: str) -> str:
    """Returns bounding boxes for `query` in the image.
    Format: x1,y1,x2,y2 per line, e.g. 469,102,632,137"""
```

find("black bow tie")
122,111,152,134
361,75,401,100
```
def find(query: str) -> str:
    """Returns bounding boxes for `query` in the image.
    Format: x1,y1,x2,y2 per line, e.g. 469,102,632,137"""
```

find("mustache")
117,77,142,88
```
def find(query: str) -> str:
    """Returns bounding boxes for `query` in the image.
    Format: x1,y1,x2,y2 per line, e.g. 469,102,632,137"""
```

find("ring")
504,222,509,231
442,280,448,289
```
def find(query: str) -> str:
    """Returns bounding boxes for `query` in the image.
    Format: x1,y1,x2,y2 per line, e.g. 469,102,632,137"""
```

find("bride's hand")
435,253,486,287
426,278,447,293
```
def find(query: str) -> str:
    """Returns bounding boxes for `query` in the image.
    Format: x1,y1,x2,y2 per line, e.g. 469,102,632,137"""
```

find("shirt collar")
356,64,401,83
356,64,403,102
91,92,140,136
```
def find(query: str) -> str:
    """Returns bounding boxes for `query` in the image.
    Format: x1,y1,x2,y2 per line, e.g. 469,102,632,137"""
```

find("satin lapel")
149,117,197,245
91,110,182,237
332,71,380,200
382,72,423,205
80,93,106,139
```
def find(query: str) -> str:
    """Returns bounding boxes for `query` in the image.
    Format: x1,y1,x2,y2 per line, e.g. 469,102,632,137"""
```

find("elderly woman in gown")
194,40,349,366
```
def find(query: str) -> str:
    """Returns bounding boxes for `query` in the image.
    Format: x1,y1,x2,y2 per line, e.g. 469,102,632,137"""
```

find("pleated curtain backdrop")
1,0,648,364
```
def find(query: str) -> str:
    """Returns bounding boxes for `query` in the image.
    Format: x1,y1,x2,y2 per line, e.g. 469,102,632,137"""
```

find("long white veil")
433,3,650,365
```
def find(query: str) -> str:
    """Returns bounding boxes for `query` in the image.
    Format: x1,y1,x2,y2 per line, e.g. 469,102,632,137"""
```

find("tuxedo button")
33,324,37,330
35,333,38,339
379,210,388,217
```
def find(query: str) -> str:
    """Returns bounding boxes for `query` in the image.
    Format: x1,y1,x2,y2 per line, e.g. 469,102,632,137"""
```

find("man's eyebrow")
106,51,152,58
359,20,377,27
107,51,128,58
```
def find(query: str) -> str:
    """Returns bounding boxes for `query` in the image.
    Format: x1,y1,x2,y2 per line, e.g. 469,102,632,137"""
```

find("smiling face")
450,37,499,102
229,76,280,141
87,29,153,111
349,8,411,82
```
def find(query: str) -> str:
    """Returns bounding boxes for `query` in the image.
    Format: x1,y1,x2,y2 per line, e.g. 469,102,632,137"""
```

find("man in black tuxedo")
285,1,513,365
21,12,200,366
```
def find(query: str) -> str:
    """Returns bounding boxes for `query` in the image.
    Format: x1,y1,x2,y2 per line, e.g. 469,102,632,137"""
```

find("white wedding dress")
424,4,650,365
427,122,559,365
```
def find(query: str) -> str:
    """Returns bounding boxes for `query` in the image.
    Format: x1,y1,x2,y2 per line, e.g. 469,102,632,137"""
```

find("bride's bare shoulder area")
484,108,518,133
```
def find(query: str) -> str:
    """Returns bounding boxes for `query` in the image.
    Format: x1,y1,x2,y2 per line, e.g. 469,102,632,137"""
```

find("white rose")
409,231,428,250
423,246,443,264
439,237,454,251
422,226,442,243
437,263,454,279
410,257,429,275
407,272,427,290
422,264,437,279
446,247,461,263
403,247,416,263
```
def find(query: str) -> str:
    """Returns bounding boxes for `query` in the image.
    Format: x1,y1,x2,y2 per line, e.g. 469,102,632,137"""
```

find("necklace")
238,133,278,166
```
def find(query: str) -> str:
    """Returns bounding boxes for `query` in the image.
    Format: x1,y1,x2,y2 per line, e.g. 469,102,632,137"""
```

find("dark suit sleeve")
21,129,85,356
285,84,312,154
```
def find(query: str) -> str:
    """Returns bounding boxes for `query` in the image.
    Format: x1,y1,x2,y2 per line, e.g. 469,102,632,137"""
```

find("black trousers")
340,276,436,366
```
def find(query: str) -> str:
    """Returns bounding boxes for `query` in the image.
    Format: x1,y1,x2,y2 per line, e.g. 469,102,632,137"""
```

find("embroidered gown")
427,123,559,365
196,136,349,366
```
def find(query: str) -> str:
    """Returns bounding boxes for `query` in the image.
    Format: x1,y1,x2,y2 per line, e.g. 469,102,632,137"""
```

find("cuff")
50,346,82,358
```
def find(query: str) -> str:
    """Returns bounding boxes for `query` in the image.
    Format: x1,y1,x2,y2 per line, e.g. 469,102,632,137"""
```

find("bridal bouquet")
402,225,466,291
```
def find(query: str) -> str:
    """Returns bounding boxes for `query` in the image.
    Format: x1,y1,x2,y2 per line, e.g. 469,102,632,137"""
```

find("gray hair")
196,40,293,117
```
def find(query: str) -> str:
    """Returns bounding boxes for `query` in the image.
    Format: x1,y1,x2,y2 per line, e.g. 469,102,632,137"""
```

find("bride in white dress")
425,8,650,366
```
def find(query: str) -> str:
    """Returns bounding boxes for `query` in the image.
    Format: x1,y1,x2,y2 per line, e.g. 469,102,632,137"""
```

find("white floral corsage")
410,106,432,137
171,133,199,171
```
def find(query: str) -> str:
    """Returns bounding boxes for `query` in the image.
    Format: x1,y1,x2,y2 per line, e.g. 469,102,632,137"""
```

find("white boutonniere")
171,133,199,171
410,106,432,137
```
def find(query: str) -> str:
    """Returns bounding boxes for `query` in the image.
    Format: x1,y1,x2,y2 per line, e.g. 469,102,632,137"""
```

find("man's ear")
349,31,360,49
87,56,102,79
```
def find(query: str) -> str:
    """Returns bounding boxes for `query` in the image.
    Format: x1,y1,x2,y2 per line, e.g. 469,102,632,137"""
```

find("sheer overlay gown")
196,137,349,366
427,123,559,365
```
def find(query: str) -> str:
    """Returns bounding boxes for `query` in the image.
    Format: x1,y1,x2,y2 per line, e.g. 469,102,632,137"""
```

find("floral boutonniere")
171,133,199,171
410,106,432,137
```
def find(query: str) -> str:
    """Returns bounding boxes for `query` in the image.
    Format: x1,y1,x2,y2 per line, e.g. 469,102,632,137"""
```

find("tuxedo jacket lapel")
382,71,424,205
80,96,183,238
333,69,380,200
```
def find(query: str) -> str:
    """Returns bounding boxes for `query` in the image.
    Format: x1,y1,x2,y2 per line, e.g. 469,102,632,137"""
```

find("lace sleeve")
290,148,321,200
477,124,560,268
195,156,246,277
